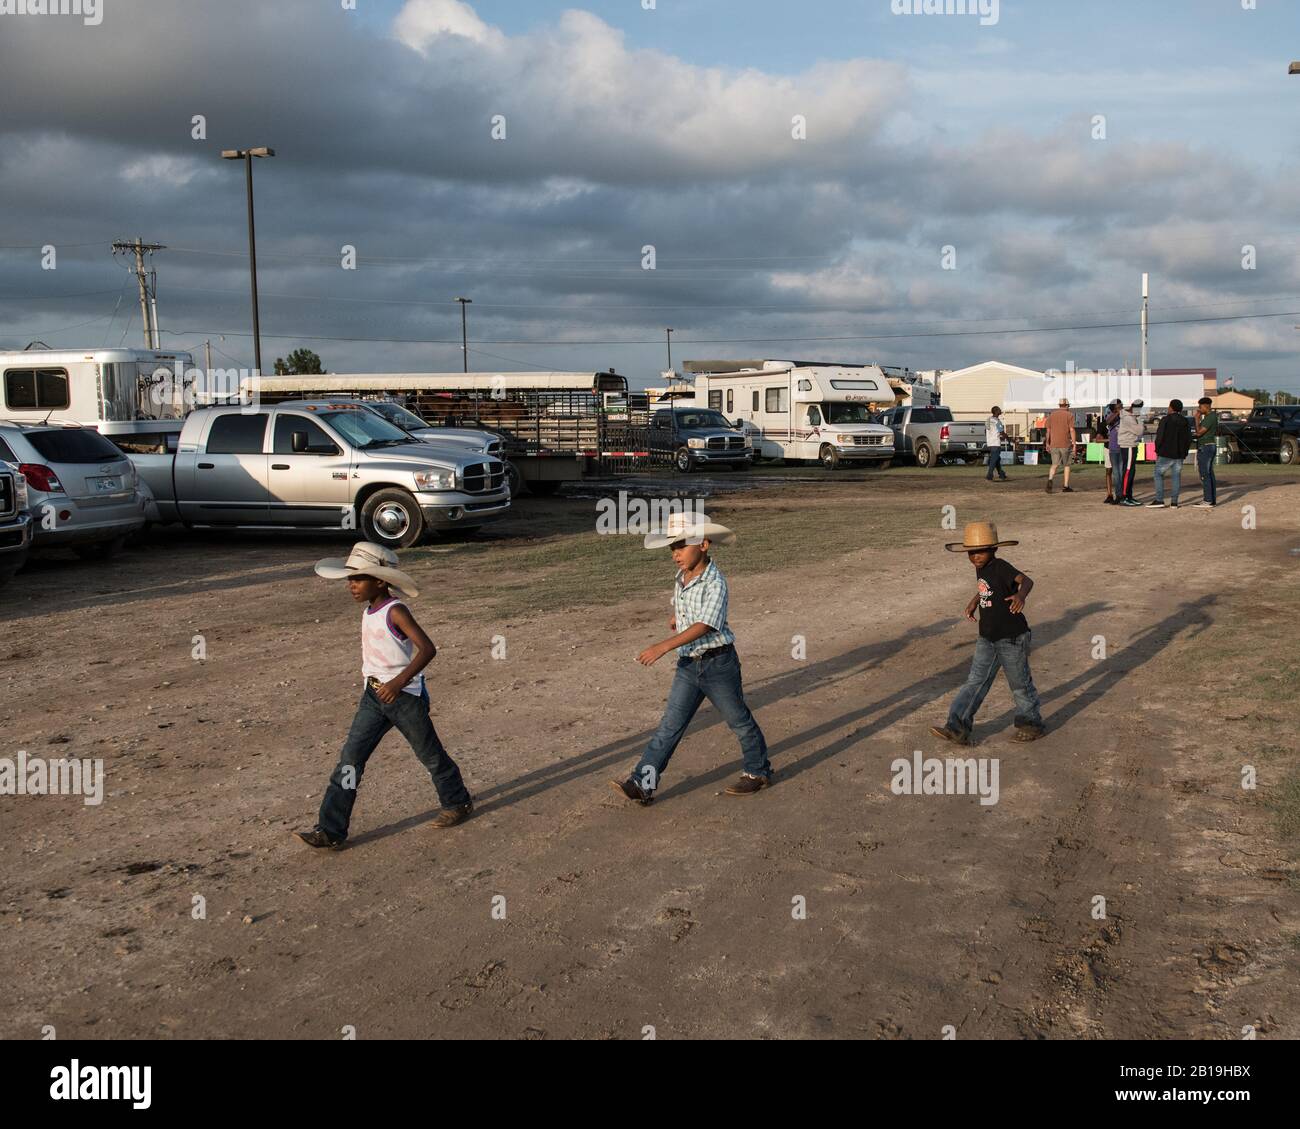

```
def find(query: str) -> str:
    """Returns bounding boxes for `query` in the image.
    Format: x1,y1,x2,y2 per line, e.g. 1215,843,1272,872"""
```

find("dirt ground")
2,461,1298,1040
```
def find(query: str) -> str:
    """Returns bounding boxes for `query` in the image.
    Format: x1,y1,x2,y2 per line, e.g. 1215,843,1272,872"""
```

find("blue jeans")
318,686,470,840
985,446,1006,480
946,632,1043,737
1197,445,1217,505
1152,455,1182,503
634,647,770,790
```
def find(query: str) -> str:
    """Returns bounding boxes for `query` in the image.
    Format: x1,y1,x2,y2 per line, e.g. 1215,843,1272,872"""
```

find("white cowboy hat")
314,541,420,598
643,511,736,550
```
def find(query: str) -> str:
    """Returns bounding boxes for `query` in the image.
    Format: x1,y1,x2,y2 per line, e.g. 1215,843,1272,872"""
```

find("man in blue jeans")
930,522,1045,745
1148,399,1191,508
613,512,770,805
1194,396,1219,507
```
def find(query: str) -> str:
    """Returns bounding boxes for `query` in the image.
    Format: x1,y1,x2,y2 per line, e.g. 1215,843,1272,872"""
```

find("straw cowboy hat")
314,541,420,598
643,511,736,550
944,522,1020,553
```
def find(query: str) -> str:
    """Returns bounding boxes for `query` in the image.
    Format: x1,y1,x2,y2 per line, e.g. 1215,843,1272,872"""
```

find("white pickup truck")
129,401,510,547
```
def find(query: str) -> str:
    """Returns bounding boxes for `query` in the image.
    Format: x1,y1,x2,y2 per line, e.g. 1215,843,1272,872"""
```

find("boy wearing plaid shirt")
612,512,771,805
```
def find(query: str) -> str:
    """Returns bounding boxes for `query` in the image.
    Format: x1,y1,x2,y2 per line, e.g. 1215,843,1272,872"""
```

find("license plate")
90,476,121,493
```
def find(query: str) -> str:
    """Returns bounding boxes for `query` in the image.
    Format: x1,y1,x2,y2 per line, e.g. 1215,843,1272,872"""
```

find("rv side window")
807,406,822,426
752,391,759,412
4,368,70,410
708,391,722,411
206,413,268,454
765,387,787,413
798,380,812,392
726,390,733,413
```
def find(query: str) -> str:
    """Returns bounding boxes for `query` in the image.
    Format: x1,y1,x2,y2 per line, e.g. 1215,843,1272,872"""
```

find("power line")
153,307,1300,347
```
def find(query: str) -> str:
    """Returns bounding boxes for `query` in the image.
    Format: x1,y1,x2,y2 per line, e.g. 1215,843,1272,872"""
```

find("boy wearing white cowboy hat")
930,523,1046,746
611,511,771,804
294,542,472,849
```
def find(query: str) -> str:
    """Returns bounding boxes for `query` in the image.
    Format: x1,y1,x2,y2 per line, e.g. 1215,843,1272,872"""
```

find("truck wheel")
361,488,425,549
915,441,935,468
504,461,523,497
819,445,841,469
1281,437,1299,466
674,448,694,473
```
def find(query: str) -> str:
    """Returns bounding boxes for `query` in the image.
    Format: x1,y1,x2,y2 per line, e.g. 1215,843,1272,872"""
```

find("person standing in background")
1194,396,1219,508
985,406,1008,482
1103,399,1123,505
1044,398,1076,494
1117,399,1145,506
1148,400,1191,508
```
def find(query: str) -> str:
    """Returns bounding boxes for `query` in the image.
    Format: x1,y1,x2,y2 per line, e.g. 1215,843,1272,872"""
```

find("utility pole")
112,238,166,350
456,297,472,372
1140,272,1149,374
221,147,275,375
666,327,673,373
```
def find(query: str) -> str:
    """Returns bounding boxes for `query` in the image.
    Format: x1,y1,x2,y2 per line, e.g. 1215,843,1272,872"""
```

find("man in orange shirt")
1044,397,1076,494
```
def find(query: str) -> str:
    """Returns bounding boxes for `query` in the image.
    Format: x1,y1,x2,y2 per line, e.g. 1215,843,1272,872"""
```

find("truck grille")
853,435,889,446
463,461,506,494
706,436,746,451
0,473,14,519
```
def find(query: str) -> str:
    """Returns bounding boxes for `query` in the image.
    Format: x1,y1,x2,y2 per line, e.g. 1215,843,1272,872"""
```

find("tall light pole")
666,327,673,373
456,297,472,372
221,147,275,375
1140,272,1149,374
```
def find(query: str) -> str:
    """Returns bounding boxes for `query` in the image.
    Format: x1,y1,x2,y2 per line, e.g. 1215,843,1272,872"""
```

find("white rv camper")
684,360,896,467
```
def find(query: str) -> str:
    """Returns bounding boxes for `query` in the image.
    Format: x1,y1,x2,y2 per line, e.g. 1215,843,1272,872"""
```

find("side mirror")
291,431,309,453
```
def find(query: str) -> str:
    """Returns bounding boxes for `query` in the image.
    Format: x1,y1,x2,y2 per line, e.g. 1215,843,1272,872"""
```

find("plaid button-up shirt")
672,559,736,658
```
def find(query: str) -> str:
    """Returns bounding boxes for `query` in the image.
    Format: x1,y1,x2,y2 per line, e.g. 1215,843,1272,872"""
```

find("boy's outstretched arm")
375,604,437,703
1006,573,1033,615
637,622,712,667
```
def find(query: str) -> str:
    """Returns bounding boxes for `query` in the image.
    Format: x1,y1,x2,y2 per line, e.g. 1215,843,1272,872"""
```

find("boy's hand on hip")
375,679,403,704
637,643,668,667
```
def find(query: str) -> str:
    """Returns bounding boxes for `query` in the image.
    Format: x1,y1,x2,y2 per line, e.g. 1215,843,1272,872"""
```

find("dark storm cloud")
0,0,1296,386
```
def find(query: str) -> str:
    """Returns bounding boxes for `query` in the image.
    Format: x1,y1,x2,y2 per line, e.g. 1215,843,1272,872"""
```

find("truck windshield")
317,409,411,449
366,401,428,431
824,403,876,424
674,409,733,429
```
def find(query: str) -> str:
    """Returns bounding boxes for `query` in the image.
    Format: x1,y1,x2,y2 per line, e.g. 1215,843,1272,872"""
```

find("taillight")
940,425,950,440
18,463,62,493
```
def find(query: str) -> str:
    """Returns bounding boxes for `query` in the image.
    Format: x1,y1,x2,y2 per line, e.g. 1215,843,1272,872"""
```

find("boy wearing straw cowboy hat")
294,542,473,849
611,511,771,805
930,522,1046,746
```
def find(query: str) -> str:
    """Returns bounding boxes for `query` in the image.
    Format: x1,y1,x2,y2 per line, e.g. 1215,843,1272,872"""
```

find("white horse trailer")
684,360,897,468
0,348,197,452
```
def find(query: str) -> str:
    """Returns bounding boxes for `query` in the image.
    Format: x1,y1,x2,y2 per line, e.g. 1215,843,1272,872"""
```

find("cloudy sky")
2,0,1298,390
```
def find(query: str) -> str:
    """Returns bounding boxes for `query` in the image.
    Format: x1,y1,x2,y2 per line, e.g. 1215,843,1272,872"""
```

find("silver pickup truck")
0,463,33,585
878,406,987,468
129,402,510,547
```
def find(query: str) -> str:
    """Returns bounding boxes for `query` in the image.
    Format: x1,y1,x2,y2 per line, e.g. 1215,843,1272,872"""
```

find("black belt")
683,643,734,663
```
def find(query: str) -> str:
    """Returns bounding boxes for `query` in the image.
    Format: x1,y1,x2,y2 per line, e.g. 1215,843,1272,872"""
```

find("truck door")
267,413,351,526
183,412,271,524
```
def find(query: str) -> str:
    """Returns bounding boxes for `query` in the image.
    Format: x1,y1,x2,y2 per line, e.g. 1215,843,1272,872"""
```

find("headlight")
15,474,29,511
743,439,753,448
687,437,707,449
414,469,457,490
837,434,855,444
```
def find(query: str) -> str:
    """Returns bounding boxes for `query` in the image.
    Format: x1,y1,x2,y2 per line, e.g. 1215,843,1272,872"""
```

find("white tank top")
361,598,424,697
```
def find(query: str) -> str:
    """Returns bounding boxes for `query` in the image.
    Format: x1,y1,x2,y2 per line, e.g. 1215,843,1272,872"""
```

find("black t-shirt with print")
976,556,1029,641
